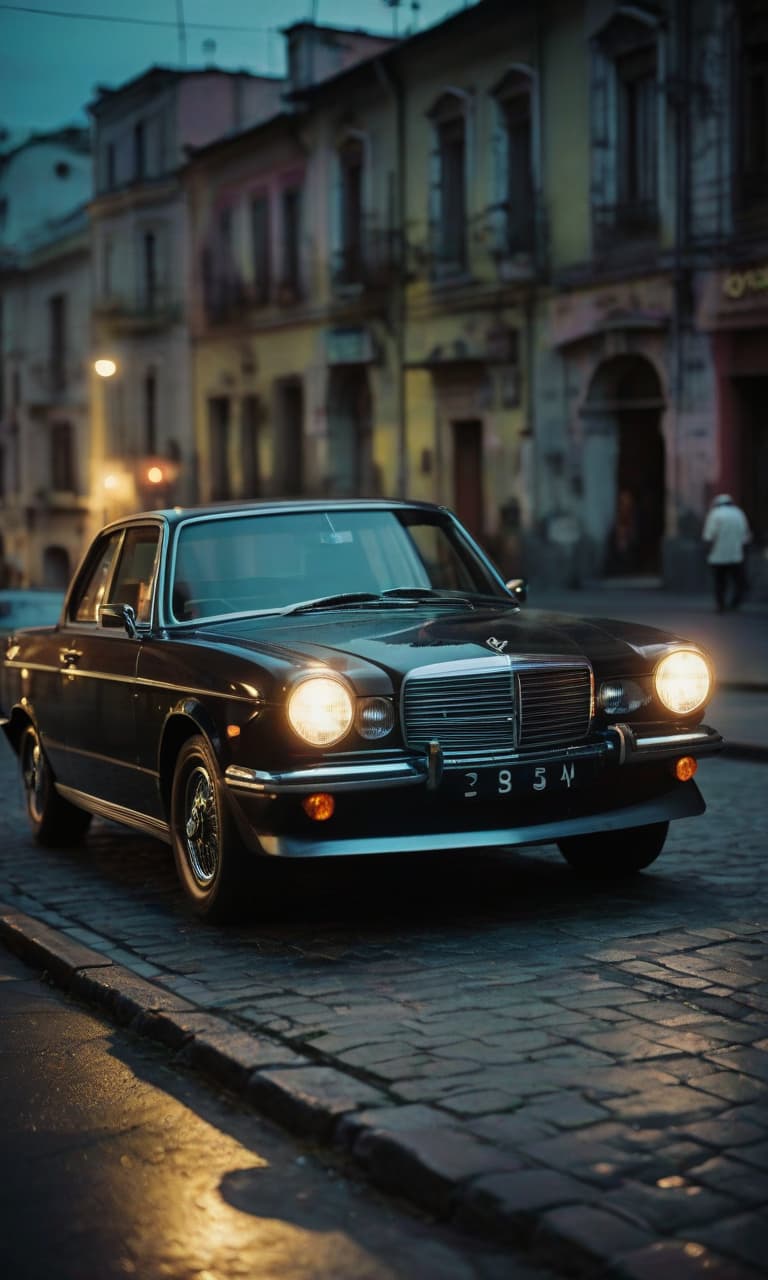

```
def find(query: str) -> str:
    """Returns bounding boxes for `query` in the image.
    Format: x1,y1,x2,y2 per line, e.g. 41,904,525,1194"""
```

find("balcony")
490,196,548,281
331,225,401,294
94,291,181,334
592,198,659,258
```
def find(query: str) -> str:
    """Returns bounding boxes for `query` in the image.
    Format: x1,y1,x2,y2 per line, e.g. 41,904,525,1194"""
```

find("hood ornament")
486,636,508,653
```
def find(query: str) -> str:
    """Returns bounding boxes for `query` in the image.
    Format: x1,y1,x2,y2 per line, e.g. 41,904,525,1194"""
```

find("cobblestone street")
1,741,766,1278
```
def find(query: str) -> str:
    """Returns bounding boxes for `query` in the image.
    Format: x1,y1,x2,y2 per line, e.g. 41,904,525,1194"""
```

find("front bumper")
224,723,723,797
223,723,722,859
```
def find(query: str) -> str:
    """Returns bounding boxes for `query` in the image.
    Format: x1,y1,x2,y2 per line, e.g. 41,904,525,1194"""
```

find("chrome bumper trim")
226,724,723,798
225,759,428,795
609,723,723,761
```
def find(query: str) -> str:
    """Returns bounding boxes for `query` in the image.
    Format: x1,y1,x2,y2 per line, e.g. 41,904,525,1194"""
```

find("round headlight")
654,650,711,715
356,697,395,740
287,676,354,746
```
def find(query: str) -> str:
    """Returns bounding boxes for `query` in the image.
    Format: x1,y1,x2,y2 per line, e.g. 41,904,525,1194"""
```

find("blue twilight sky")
0,0,477,138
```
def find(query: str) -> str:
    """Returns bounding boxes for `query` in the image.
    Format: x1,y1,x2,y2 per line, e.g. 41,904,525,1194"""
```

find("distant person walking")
702,493,752,612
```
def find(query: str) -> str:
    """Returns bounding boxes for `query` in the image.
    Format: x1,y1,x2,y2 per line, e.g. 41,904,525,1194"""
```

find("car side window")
108,526,160,623
71,534,122,623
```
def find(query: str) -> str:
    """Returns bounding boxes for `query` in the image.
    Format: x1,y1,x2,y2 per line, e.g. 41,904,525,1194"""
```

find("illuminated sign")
722,266,768,300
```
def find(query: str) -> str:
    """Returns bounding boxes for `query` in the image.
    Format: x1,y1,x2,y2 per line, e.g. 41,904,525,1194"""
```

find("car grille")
401,658,593,758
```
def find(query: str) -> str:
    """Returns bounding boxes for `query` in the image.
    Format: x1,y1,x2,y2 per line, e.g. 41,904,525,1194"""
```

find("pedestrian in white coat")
702,494,752,612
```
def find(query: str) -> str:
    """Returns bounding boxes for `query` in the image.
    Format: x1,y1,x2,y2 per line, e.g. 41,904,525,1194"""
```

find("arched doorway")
581,355,666,578
43,545,71,588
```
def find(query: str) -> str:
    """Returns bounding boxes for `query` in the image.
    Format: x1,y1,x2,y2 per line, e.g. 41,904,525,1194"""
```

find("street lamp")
94,358,117,379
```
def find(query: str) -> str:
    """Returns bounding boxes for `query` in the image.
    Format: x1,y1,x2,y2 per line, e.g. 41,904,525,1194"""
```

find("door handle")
60,648,82,667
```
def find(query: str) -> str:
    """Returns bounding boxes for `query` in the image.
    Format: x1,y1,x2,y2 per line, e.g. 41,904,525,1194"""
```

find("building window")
280,187,302,298
50,421,75,491
337,138,364,284
591,14,660,250
134,120,146,180
740,3,768,203
143,231,157,310
0,295,5,417
275,379,303,495
251,195,271,305
105,142,116,189
208,396,231,501
241,395,262,496
49,293,66,391
102,237,114,297
144,370,157,454
427,92,469,275
491,69,536,257
617,46,657,211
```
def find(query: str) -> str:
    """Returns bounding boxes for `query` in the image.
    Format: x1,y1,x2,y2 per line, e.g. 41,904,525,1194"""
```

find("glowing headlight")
654,650,711,715
287,676,353,746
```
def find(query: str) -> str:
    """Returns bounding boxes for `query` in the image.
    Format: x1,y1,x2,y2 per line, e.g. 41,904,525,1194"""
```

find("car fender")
157,698,224,813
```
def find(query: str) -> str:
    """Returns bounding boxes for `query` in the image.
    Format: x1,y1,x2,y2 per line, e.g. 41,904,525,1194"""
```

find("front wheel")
170,735,255,921
20,724,92,846
557,821,669,879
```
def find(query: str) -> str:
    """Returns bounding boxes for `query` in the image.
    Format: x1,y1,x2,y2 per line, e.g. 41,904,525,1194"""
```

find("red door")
452,419,484,539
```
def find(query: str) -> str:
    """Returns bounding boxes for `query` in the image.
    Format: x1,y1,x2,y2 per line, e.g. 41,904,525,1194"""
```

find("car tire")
170,734,255,921
557,821,669,878
20,723,92,846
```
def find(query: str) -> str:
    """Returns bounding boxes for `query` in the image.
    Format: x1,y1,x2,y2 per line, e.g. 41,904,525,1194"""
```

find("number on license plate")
461,761,576,799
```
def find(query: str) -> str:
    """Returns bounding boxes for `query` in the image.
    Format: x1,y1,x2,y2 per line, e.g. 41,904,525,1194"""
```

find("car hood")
200,605,688,686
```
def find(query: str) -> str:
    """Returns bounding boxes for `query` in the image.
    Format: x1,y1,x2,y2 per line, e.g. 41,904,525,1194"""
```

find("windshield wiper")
283,592,398,615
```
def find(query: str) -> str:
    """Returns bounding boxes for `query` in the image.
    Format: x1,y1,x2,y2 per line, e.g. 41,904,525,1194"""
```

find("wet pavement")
1,738,766,1279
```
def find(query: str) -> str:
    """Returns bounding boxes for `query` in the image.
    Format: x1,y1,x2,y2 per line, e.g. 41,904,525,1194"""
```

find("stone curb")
0,903,763,1280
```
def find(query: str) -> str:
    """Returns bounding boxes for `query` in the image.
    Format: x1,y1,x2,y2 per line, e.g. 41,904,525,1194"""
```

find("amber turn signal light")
674,756,697,782
302,793,335,821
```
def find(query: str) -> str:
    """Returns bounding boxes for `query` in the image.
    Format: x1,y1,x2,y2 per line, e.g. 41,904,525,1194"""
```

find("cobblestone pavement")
1,740,767,1279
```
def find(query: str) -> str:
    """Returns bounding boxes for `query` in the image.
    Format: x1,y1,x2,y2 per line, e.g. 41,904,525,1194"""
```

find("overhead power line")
0,3,272,31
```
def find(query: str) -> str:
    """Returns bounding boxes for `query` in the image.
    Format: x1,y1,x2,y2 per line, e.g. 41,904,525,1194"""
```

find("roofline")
107,498,448,529
182,109,295,170
88,64,276,116
0,126,90,164
288,0,503,104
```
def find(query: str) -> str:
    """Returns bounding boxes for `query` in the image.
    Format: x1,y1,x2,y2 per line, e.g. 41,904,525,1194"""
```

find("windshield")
169,509,504,622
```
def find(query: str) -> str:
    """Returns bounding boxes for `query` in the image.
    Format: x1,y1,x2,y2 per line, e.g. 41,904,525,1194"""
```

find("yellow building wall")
542,5,591,270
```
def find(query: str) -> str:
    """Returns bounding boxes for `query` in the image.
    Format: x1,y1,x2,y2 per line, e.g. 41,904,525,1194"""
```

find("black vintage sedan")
1,500,722,920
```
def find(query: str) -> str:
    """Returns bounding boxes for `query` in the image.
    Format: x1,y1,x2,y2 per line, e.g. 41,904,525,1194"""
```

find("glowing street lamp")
94,358,117,378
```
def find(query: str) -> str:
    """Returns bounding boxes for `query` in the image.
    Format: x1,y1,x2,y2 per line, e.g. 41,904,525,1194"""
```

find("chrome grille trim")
401,655,593,758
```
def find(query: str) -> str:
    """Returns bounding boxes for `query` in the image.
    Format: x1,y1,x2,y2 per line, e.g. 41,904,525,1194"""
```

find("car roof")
100,498,450,534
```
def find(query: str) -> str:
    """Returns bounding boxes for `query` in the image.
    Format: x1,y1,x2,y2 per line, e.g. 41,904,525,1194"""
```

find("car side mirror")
99,602,138,638
506,577,528,605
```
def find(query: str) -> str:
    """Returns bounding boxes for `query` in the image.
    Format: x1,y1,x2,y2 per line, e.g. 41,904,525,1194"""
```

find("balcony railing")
94,291,180,331
331,225,401,292
592,198,659,255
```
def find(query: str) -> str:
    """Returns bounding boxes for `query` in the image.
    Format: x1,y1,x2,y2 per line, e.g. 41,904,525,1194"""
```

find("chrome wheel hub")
183,765,219,887
23,737,45,820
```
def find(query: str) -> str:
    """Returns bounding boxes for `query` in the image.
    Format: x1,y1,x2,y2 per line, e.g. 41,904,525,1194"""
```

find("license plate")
446,756,602,800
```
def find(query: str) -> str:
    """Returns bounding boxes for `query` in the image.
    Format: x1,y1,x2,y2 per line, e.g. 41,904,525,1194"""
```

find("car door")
57,523,162,814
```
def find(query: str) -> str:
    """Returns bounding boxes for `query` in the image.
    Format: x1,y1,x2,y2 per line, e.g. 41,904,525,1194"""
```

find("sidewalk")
527,585,768,757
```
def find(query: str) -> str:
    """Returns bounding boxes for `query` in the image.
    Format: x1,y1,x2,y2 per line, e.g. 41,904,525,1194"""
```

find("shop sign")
325,327,376,364
722,266,768,300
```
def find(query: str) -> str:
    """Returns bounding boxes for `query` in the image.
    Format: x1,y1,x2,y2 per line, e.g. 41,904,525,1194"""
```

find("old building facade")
0,130,92,587
88,66,285,519
3,1,766,592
